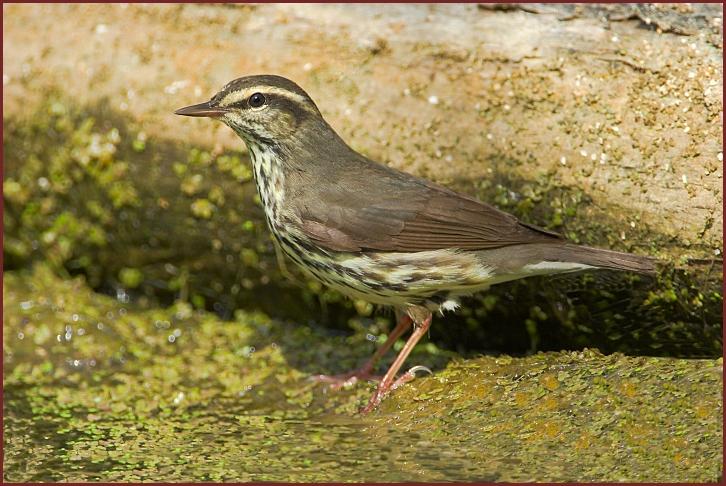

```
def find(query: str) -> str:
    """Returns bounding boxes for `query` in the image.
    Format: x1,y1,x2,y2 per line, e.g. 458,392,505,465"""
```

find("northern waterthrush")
176,75,655,412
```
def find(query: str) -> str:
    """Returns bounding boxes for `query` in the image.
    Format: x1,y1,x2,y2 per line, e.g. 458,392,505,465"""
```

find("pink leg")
311,314,413,388
360,310,433,413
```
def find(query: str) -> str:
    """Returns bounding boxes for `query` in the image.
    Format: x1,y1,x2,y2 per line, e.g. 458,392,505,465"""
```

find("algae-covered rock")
3,3,722,253
2,4,722,357
3,93,722,358
376,351,723,482
3,267,722,482
2,97,325,320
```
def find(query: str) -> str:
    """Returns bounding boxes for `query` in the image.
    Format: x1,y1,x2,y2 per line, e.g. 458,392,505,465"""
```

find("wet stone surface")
3,267,722,482
3,97,722,359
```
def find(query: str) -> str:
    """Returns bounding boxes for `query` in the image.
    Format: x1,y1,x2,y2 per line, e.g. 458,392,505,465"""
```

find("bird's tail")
558,243,656,275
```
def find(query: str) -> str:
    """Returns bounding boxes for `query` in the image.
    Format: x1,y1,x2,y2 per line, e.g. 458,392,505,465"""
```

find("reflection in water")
3,387,469,482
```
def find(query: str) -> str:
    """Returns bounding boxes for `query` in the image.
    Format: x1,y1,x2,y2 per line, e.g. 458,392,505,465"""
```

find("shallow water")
3,266,723,482
2,266,463,482
4,385,483,482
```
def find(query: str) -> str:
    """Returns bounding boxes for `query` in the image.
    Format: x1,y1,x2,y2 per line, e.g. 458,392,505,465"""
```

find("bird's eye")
248,92,266,108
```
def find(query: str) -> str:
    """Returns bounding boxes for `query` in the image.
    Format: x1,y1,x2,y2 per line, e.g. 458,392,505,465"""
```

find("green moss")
190,198,215,219
3,94,722,360
3,267,721,482
118,267,144,289
3,95,313,318
375,350,722,482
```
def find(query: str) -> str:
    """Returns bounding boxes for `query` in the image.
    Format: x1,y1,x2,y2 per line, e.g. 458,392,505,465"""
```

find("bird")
175,74,655,413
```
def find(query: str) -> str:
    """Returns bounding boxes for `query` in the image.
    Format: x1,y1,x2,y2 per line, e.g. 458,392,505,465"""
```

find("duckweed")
3,266,721,482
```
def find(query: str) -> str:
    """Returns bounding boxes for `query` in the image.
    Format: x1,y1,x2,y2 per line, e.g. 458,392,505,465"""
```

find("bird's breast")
247,143,286,230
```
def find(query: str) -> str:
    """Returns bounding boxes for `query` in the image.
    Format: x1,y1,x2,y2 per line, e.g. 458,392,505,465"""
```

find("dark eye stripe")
220,89,319,116
228,94,267,109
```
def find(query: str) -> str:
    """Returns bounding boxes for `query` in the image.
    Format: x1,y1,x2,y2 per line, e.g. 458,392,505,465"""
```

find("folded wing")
293,156,561,253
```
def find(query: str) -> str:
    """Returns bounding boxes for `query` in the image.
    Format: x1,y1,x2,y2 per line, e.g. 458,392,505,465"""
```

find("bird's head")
175,75,322,145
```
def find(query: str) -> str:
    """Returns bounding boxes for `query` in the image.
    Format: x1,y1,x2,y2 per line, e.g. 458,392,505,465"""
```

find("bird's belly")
275,235,496,307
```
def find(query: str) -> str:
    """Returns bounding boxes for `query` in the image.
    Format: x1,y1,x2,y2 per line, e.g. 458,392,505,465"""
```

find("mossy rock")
3,97,723,357
3,266,722,482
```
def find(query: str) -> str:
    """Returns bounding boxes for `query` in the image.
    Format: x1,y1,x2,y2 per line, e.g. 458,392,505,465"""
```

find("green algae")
3,96,722,358
3,266,722,482
1,265,448,481
375,350,722,482
2,95,317,317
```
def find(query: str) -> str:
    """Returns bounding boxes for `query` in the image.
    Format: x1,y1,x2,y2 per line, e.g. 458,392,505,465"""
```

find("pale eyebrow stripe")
219,86,316,113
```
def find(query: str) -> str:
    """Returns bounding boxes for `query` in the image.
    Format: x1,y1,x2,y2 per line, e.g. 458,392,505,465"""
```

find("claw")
407,365,433,377
391,365,433,391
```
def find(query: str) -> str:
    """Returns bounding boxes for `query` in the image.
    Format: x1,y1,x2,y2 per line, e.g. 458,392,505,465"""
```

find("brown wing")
292,155,561,253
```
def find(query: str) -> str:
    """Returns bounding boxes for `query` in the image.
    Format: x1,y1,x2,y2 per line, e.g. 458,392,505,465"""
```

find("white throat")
246,143,285,228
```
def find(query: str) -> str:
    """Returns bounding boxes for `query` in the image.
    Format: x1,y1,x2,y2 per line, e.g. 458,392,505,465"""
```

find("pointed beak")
174,101,229,118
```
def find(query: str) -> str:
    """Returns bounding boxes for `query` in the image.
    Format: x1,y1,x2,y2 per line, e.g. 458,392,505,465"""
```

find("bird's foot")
390,365,432,391
309,367,382,391
359,365,432,414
